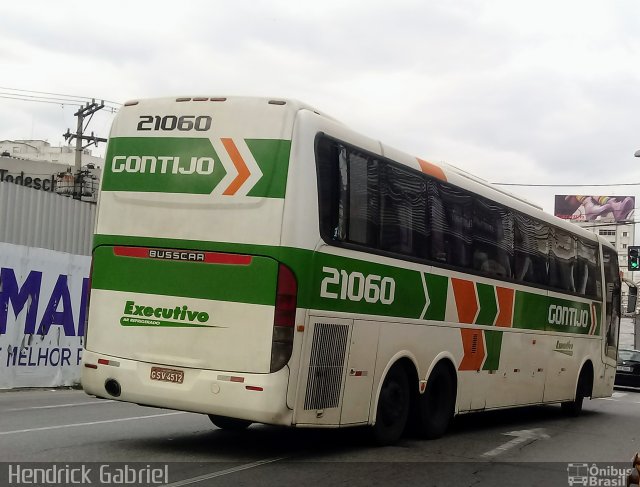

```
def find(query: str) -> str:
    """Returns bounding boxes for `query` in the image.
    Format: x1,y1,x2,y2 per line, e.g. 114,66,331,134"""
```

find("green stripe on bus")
245,139,291,198
514,292,595,335
475,283,497,326
101,137,290,198
92,234,602,336
482,330,503,370
424,273,448,321
91,246,278,305
593,302,602,335
308,253,427,320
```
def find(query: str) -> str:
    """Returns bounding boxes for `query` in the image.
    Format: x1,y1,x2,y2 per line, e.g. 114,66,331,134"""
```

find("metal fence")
0,181,96,255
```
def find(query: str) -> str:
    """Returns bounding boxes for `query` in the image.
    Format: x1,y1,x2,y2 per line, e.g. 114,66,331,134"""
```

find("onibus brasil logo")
567,462,634,486
120,300,213,328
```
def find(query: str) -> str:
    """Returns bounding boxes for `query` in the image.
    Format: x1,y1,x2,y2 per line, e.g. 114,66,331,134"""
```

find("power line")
0,94,119,113
0,88,120,113
0,86,121,107
0,92,88,106
0,94,83,107
493,181,640,187
0,86,91,98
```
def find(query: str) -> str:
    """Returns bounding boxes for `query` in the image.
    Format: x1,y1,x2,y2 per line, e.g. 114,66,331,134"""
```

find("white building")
584,221,634,281
0,141,103,203
0,139,103,167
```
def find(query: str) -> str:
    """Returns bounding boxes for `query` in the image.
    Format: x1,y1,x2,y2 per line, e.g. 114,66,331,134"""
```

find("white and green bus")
81,96,621,444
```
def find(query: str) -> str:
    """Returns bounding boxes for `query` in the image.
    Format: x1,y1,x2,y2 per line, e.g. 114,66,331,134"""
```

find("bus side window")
514,213,549,286
379,164,428,258
427,180,447,264
575,238,600,298
316,136,380,248
316,135,341,241
472,198,513,278
431,182,472,269
549,228,577,293
344,150,379,248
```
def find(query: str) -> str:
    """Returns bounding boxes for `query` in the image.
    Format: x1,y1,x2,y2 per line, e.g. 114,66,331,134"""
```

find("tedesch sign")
0,242,90,389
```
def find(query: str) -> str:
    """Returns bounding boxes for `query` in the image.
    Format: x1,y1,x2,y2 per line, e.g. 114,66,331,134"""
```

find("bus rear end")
81,97,301,425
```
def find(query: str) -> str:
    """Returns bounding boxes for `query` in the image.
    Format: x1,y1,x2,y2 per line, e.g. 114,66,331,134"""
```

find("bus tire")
561,366,592,417
415,362,456,439
208,414,252,430
371,364,410,446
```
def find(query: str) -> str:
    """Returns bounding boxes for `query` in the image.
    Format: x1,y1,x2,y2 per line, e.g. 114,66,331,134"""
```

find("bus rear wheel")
371,364,410,446
415,362,456,439
208,414,252,430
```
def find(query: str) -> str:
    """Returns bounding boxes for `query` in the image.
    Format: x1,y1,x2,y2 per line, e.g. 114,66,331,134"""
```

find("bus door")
602,248,621,367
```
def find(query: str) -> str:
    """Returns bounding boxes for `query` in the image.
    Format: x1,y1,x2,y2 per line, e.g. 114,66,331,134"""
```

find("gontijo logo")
111,155,215,175
106,137,264,196
120,300,213,328
548,304,589,328
102,136,292,197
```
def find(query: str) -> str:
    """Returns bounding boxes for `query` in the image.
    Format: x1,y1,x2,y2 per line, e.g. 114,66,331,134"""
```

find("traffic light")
628,246,640,271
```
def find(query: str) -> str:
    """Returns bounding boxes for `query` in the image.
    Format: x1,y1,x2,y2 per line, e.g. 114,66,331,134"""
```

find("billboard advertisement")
0,242,90,389
554,195,635,222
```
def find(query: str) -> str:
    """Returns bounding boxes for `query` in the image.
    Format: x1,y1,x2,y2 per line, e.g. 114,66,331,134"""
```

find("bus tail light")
270,263,297,372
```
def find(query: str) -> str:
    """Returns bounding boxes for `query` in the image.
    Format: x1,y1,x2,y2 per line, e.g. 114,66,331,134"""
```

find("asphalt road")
2,387,640,486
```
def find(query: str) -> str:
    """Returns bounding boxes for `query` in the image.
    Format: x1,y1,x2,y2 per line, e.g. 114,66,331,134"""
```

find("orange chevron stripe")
459,329,485,371
495,287,514,327
451,278,478,324
221,138,250,195
417,158,447,181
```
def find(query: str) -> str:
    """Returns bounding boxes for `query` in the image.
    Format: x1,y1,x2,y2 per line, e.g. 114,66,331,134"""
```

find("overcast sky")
2,0,640,213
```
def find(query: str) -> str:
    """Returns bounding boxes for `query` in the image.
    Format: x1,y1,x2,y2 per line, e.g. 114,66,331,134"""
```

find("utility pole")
63,99,107,199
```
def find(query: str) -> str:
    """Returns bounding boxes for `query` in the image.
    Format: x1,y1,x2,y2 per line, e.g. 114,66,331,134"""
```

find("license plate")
150,367,184,384
617,366,632,372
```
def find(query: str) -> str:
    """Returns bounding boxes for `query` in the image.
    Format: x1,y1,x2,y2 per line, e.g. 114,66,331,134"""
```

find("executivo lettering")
554,340,574,356
547,305,590,328
120,300,212,328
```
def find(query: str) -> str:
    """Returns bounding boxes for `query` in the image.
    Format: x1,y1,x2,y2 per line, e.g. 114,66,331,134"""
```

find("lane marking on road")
160,456,288,487
601,397,640,403
5,400,115,411
482,428,550,458
0,412,186,436
599,391,640,402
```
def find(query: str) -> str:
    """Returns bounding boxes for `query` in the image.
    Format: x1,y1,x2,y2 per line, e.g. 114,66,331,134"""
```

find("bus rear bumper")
81,350,293,426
